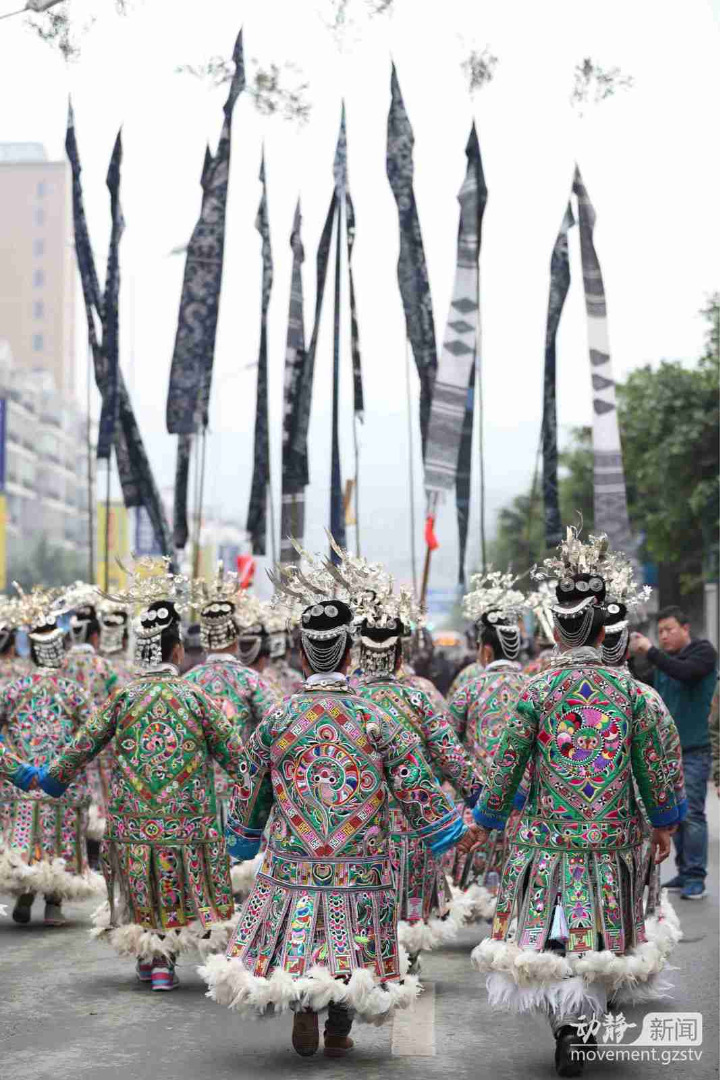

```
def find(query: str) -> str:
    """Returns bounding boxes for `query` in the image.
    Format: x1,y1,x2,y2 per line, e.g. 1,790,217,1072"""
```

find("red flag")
424,515,439,551
236,553,256,589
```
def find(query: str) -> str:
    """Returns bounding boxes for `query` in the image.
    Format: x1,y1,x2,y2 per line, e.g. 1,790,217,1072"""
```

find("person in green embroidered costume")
184,567,278,895
0,587,104,928
36,560,247,993
448,571,529,923
59,589,120,850
201,544,467,1060
461,530,680,1079
350,572,481,970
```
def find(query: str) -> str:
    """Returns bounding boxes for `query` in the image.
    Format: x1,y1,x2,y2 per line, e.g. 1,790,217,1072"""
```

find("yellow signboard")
96,502,129,593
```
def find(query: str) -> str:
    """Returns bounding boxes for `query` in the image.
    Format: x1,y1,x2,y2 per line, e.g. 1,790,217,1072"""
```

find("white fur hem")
397,891,470,953
230,853,263,898
450,883,497,923
90,901,239,961
198,954,421,1025
472,892,681,1004
484,972,608,1015
0,849,106,900
86,804,107,841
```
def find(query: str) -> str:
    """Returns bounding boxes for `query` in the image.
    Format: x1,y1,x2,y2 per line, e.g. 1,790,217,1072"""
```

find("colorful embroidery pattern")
448,663,527,889
225,684,461,977
46,673,245,929
63,648,117,708
0,672,93,873
477,653,678,955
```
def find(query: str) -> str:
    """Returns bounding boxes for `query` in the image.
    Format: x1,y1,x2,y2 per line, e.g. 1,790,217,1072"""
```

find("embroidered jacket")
0,671,94,881
448,660,483,699
0,672,92,809
397,666,447,713
224,678,463,980
185,655,277,744
357,675,480,800
63,646,117,708
473,649,680,954
448,660,527,786
356,674,480,926
634,678,687,817
41,670,247,931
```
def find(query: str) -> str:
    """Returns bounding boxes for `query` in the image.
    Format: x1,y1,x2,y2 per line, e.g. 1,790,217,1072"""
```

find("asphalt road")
2,794,718,1080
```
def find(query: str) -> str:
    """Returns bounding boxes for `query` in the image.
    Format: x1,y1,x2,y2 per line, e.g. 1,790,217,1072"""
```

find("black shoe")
12,893,34,925
292,1010,319,1057
554,1027,586,1077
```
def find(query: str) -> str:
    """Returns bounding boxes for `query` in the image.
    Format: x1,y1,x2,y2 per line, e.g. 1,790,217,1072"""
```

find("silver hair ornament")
301,629,348,673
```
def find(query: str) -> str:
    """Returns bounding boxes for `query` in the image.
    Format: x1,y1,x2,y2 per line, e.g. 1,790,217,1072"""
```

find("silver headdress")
192,563,243,652
532,526,610,648
58,580,100,645
98,600,129,656
600,552,652,665
268,535,376,673
100,557,190,670
526,581,556,645
13,583,65,669
462,569,526,661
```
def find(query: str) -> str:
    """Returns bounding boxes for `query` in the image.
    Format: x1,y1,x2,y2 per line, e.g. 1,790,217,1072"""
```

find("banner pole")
405,338,419,594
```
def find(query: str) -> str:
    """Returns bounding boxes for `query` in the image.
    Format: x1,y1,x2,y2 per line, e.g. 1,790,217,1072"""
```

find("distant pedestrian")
631,605,718,900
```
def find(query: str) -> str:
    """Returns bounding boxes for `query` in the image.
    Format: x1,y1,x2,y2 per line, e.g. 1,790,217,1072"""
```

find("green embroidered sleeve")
250,673,279,725
225,714,275,859
473,689,538,830
193,688,246,779
45,696,119,786
447,685,470,740
630,684,679,827
416,690,481,799
370,701,464,852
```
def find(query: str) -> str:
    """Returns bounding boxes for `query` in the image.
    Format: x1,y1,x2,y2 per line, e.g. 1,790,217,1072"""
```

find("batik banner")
97,130,123,460
455,370,475,585
173,433,192,550
329,109,348,560
425,124,485,493
280,201,306,563
284,191,337,553
542,202,574,549
166,29,245,435
573,166,635,556
66,104,172,556
247,153,273,555
386,65,437,452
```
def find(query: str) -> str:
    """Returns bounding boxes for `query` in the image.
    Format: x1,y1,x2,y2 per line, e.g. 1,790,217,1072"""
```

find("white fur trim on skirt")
472,893,681,1014
398,889,470,953
86,804,107,842
90,901,239,962
450,882,497,923
0,848,106,900
198,954,421,1025
230,853,263,898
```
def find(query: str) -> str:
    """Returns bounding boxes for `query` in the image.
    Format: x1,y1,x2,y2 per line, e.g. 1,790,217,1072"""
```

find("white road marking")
391,980,436,1056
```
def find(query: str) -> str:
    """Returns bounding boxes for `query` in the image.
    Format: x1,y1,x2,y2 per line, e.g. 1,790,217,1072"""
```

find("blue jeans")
673,747,711,883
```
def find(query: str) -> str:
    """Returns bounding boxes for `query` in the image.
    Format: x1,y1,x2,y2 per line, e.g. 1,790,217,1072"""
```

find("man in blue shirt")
631,605,718,900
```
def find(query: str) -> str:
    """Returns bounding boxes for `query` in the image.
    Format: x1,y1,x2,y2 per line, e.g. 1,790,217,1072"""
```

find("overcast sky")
0,0,717,598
